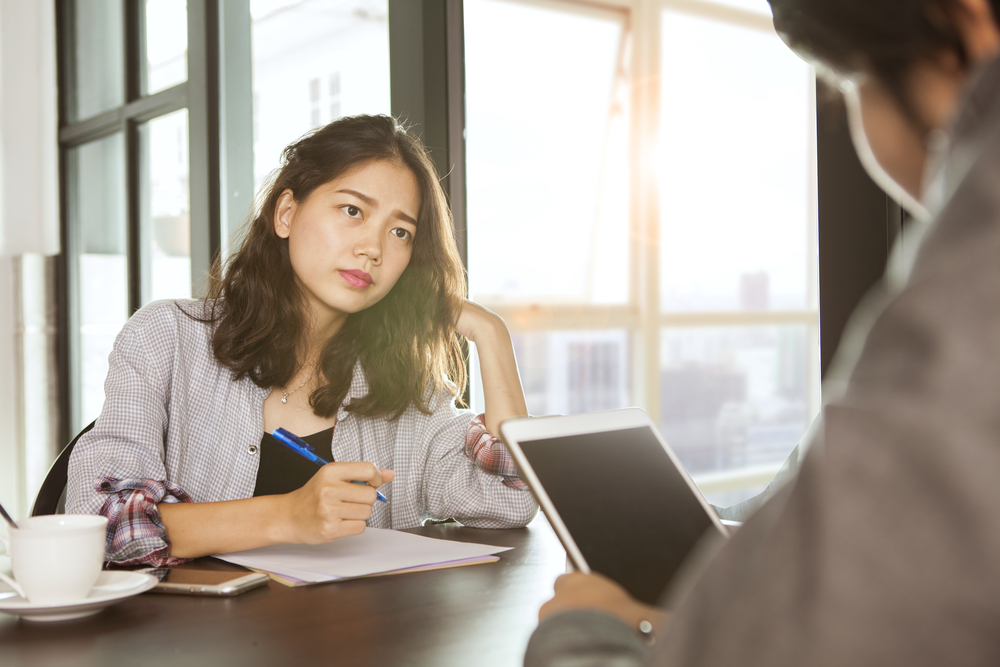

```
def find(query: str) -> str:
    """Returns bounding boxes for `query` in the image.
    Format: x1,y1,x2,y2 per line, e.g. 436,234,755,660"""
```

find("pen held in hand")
271,427,388,503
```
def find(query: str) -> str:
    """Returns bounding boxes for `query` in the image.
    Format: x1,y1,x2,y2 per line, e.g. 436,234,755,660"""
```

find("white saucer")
0,571,158,622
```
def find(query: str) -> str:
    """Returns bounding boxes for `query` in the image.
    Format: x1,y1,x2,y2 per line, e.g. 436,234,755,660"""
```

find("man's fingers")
553,572,588,593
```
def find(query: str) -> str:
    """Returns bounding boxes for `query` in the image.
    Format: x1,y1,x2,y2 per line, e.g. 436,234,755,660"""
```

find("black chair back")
30,421,96,516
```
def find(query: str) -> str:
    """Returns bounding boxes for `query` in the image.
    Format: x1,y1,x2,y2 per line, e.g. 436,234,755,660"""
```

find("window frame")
463,0,822,493
55,0,220,439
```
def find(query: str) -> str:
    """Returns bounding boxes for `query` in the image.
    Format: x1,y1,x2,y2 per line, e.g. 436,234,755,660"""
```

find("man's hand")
539,572,666,633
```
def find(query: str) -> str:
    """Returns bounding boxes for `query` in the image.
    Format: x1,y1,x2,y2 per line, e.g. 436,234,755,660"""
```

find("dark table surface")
0,516,566,667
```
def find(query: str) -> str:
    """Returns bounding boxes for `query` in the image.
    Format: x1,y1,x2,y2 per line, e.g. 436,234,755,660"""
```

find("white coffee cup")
0,514,108,604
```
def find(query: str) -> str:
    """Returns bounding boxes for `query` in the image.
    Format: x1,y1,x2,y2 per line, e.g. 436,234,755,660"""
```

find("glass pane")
69,0,124,121
68,133,127,431
658,11,816,311
707,0,772,15
251,0,391,188
144,0,189,95
140,109,191,303
472,330,631,416
660,326,815,477
465,0,630,305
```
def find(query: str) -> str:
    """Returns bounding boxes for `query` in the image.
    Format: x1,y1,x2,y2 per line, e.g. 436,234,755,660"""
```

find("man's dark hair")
768,0,1000,127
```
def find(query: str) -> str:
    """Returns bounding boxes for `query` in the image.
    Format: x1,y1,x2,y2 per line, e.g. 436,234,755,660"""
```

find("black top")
252,426,335,496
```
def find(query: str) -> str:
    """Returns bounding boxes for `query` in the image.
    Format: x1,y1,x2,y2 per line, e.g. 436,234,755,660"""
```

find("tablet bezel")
500,407,728,575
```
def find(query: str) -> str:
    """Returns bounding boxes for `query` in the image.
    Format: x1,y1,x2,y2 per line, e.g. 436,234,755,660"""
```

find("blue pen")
271,427,388,503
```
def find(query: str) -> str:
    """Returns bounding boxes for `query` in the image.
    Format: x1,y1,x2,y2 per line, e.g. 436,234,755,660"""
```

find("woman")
526,0,1000,665
67,115,537,565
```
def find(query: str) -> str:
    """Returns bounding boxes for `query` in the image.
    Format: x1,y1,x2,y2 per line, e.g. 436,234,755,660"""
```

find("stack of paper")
216,528,512,586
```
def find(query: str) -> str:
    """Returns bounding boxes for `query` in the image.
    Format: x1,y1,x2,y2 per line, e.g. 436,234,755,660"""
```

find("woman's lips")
339,269,373,289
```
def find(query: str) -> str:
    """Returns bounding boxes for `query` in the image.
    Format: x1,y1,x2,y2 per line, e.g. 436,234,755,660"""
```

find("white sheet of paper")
215,528,511,582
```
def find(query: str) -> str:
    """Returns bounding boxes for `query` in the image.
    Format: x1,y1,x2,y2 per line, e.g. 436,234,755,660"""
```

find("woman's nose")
354,227,382,263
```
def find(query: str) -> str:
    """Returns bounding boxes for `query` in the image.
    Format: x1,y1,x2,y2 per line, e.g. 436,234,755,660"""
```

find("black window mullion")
124,0,141,314
126,117,143,315
124,0,142,103
55,0,73,446
187,0,221,297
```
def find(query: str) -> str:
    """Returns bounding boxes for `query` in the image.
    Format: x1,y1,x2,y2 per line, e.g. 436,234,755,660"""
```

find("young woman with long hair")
67,115,536,564
526,1,1000,664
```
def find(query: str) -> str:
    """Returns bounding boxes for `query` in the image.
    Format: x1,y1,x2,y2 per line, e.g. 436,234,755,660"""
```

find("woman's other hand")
455,299,506,343
278,462,394,544
454,300,528,435
539,572,666,633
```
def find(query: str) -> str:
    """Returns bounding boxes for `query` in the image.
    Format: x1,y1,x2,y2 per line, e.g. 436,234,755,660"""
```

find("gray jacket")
526,55,1000,667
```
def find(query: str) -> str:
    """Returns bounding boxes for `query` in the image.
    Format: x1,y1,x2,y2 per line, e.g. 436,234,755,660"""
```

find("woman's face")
274,159,421,329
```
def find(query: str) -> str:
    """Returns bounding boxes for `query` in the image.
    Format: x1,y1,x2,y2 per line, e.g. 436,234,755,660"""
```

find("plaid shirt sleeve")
95,477,195,566
463,413,527,490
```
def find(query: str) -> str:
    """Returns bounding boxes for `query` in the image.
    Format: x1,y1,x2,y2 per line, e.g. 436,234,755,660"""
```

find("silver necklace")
280,372,314,404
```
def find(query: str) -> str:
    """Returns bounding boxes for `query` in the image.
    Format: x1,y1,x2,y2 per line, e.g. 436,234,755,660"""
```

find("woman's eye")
342,205,362,219
391,228,412,241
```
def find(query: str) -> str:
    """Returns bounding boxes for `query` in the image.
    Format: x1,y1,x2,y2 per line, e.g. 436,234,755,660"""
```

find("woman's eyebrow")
337,187,417,226
394,210,418,226
336,188,377,206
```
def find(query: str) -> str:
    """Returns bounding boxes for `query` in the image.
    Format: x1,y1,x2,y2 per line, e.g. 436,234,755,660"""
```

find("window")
58,0,203,433
658,1,819,504
465,0,819,504
66,132,127,425
464,0,632,423
250,0,391,190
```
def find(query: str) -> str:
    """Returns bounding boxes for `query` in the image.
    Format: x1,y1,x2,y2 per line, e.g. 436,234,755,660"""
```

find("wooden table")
0,516,565,667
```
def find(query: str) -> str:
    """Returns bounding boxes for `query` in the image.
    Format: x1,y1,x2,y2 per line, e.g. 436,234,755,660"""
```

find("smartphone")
139,567,269,596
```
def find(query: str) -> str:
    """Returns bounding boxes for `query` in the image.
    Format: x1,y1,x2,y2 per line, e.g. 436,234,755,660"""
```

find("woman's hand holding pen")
159,462,393,558
278,462,394,544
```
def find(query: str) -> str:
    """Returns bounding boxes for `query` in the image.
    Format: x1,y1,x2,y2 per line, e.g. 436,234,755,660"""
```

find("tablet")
500,408,728,605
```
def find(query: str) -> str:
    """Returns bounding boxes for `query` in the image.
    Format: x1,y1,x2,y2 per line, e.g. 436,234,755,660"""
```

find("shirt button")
248,444,258,455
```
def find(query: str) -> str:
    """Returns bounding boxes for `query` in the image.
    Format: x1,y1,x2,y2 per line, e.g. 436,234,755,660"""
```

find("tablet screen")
519,426,717,604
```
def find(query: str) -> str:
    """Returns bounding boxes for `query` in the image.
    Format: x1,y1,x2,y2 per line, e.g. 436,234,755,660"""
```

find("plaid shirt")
465,413,527,490
96,478,193,566
71,300,536,567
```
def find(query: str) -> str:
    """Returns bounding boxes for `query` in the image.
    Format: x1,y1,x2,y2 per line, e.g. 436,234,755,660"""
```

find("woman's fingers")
285,461,395,544
320,461,392,488
338,520,367,537
315,477,377,505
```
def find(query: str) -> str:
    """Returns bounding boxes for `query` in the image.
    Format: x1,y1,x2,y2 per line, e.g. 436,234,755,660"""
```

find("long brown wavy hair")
201,115,467,419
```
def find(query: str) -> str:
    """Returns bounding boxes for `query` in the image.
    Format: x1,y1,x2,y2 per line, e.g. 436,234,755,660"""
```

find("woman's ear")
274,189,296,239
950,0,1000,66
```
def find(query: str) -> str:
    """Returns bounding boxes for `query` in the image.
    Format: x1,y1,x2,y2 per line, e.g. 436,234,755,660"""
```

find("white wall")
0,0,59,520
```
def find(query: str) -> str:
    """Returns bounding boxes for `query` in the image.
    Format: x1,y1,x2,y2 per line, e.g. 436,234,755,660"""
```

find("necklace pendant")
281,395,288,404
